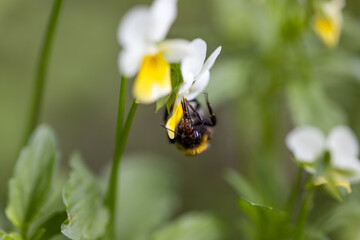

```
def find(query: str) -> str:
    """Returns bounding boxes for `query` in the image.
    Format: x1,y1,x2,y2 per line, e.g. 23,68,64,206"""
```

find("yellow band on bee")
176,134,209,155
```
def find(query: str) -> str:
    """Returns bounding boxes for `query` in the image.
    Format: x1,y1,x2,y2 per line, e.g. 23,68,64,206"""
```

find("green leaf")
6,125,60,233
155,88,177,114
166,89,178,114
238,198,292,239
286,80,346,132
150,212,224,240
61,154,109,240
30,211,67,240
116,154,180,240
0,231,23,240
156,95,171,113
170,63,183,88
225,169,262,203
156,63,183,113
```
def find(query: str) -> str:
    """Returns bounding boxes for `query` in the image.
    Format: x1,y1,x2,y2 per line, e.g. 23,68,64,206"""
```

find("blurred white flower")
313,0,345,48
165,39,221,139
118,0,190,104
286,125,360,193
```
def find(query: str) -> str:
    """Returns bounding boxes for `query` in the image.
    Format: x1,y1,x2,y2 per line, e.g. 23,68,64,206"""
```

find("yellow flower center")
165,100,184,139
314,15,340,47
133,53,171,104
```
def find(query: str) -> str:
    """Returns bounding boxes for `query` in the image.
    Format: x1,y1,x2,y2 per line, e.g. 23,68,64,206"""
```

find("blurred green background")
1,0,360,239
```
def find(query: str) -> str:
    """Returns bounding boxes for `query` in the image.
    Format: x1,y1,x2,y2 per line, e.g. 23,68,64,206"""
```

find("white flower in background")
118,0,190,104
286,125,360,193
313,0,345,48
165,38,221,139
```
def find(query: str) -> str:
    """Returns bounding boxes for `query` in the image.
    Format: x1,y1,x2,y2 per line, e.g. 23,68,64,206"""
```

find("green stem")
114,75,127,147
105,96,138,239
285,167,303,213
22,0,64,145
105,76,127,211
293,186,314,240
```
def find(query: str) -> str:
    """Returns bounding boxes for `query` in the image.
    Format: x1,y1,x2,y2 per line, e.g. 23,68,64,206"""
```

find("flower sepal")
155,63,183,113
314,173,348,201
311,151,350,200
298,158,354,201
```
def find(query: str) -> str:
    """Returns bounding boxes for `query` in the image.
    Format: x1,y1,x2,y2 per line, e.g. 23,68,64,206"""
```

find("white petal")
178,81,192,97
332,155,360,183
285,126,326,163
181,71,195,87
118,6,149,48
118,47,144,78
186,71,210,100
158,39,191,62
332,154,360,171
195,46,221,80
148,0,177,42
181,38,207,83
327,125,359,158
323,0,345,16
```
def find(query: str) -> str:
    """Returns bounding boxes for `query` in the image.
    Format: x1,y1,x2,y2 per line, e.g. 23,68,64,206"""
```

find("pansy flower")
165,38,221,138
313,0,345,48
286,125,360,193
118,0,190,104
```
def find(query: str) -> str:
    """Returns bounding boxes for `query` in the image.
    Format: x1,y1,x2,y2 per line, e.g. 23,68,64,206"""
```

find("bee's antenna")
160,124,181,136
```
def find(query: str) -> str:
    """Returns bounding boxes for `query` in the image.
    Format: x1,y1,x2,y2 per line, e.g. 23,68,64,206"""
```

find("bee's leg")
187,101,203,122
190,99,201,111
204,93,216,126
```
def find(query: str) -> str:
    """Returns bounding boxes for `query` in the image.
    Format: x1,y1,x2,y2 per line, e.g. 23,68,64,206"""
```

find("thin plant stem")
105,76,127,212
293,185,314,240
114,75,127,147
285,167,303,214
105,94,138,239
22,0,64,146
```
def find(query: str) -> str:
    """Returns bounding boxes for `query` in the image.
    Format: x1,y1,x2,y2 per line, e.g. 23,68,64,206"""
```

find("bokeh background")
1,0,360,239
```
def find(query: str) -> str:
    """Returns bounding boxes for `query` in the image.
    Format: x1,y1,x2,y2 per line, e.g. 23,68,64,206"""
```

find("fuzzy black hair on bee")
163,94,216,155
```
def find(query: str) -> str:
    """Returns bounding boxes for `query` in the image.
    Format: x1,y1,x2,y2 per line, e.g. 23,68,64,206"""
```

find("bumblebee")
164,94,216,155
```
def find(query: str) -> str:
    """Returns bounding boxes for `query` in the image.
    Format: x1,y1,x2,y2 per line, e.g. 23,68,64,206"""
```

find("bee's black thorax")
175,119,207,149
